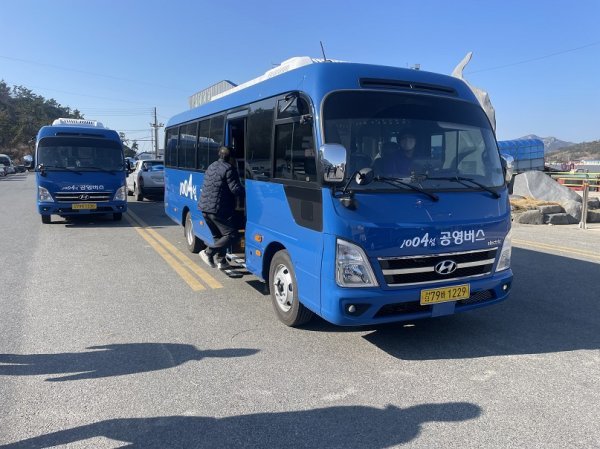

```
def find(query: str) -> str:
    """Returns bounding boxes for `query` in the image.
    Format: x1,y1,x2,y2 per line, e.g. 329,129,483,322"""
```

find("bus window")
165,127,178,167
178,122,197,169
197,119,210,170
247,98,275,180
208,115,224,163
274,121,316,182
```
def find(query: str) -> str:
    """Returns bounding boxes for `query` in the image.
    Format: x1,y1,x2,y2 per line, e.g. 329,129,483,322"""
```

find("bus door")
226,112,247,256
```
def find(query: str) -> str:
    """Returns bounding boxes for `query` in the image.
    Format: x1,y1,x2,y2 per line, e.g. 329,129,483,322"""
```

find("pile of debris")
511,171,600,224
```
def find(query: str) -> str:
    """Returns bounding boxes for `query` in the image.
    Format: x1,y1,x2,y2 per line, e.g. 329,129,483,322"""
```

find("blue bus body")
164,60,513,326
35,119,128,223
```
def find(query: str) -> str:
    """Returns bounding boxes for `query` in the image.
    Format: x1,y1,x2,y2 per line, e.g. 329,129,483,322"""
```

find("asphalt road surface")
1,173,598,448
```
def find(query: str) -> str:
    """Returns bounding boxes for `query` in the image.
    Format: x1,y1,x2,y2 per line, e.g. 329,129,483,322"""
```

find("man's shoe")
199,250,215,268
217,260,231,270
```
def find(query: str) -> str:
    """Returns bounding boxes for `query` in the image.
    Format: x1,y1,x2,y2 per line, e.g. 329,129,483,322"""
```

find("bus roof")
167,59,477,128
37,119,121,142
52,118,106,128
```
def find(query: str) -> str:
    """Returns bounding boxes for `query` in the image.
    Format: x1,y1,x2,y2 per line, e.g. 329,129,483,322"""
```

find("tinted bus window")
197,119,210,170
277,96,309,119
37,137,122,170
247,98,275,180
178,122,197,169
208,115,224,163
274,121,316,182
324,91,503,188
165,127,178,167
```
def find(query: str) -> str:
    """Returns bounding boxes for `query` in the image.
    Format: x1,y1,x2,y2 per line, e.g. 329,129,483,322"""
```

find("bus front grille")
378,248,498,287
55,192,112,202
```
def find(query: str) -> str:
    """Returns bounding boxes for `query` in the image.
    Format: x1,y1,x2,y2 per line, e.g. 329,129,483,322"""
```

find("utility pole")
150,107,164,158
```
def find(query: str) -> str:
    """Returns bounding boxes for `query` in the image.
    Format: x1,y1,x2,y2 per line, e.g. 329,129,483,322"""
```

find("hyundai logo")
434,260,457,275
78,194,90,200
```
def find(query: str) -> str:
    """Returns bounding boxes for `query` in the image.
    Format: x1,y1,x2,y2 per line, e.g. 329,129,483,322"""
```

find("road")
1,173,598,448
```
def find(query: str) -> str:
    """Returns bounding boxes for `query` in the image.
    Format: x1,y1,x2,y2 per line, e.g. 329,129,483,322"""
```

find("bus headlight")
113,186,127,201
38,186,54,202
496,229,512,272
336,239,378,287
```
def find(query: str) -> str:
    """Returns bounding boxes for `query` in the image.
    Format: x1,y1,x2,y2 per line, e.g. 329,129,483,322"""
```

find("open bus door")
226,113,247,264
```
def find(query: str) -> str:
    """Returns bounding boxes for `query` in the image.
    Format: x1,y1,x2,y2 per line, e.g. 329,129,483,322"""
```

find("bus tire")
184,211,204,253
113,213,123,221
41,215,51,224
269,250,313,327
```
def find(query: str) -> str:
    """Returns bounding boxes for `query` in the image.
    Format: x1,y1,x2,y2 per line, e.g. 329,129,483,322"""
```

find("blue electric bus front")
35,118,128,223
163,58,513,327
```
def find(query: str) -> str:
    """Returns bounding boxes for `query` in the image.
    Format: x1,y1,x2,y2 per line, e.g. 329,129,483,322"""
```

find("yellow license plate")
72,203,97,210
420,284,470,305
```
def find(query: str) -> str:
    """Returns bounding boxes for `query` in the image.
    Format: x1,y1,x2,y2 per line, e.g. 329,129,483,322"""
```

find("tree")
0,80,83,162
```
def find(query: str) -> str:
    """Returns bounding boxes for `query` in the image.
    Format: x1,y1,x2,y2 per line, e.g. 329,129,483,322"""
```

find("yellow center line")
126,210,223,289
513,238,600,260
125,214,206,291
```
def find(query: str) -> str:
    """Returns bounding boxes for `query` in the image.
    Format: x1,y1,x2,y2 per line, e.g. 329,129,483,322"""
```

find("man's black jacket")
198,159,244,217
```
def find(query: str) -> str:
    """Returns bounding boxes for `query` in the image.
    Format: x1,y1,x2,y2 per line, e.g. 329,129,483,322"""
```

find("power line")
468,40,600,74
0,54,190,93
20,84,155,106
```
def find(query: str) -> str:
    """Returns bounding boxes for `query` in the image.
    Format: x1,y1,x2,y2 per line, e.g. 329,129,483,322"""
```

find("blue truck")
35,118,128,223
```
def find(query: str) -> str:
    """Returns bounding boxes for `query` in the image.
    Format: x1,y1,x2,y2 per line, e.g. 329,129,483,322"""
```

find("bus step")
226,253,246,267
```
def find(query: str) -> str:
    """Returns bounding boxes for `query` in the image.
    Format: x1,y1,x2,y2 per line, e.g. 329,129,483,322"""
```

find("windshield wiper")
83,166,117,174
425,175,500,199
40,165,82,175
373,176,439,202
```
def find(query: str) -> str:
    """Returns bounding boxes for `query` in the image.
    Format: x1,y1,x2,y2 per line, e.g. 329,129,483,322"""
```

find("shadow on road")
0,402,481,448
0,343,258,381
363,248,600,360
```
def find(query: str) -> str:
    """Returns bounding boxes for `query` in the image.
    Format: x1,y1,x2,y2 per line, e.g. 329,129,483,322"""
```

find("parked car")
0,166,6,177
127,159,164,201
16,164,26,173
0,154,15,174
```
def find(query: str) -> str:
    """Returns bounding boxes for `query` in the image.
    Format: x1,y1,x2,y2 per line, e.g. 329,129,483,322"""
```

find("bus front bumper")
319,270,513,326
38,201,127,216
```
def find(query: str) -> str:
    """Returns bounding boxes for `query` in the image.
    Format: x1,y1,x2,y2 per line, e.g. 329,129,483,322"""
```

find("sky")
1,0,599,153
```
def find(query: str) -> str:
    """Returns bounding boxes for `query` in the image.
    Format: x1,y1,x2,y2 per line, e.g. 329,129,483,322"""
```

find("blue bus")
164,57,513,327
35,118,128,223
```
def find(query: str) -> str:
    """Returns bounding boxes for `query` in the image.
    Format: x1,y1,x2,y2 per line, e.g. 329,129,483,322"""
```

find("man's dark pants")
202,212,238,262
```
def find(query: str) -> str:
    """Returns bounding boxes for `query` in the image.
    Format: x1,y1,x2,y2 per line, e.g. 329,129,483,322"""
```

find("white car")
127,159,165,201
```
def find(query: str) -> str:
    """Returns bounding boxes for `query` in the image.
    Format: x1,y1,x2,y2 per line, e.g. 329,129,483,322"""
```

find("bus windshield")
37,137,123,171
323,91,504,190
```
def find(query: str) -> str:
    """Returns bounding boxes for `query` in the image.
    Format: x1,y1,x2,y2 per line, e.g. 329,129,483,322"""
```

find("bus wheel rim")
273,264,293,313
185,216,193,245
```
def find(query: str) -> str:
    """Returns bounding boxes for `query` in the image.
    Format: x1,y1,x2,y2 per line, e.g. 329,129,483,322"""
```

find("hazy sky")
1,0,599,152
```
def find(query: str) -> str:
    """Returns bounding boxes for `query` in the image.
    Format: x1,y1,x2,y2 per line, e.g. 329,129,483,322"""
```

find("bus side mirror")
500,154,514,184
320,144,347,184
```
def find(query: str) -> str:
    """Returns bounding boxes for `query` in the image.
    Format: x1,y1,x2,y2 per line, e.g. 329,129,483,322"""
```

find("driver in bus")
198,146,245,270
373,133,416,177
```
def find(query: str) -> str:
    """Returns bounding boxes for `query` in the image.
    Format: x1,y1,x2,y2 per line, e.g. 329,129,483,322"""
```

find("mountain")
548,140,600,162
519,135,575,152
519,134,576,153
